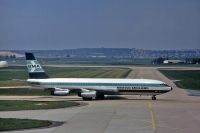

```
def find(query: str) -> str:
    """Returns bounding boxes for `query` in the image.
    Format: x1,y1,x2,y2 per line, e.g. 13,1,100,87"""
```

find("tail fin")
25,53,49,79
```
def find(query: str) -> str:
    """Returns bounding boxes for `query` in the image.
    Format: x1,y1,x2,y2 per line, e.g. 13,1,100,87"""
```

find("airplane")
25,52,172,100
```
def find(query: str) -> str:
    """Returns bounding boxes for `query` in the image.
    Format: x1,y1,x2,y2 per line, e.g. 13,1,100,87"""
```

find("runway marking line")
147,101,157,130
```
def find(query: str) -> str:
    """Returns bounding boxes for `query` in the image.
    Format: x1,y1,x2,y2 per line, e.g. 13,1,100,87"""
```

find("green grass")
44,67,131,78
0,100,79,111
0,88,50,96
0,66,131,86
0,118,52,131
0,66,28,80
160,70,200,90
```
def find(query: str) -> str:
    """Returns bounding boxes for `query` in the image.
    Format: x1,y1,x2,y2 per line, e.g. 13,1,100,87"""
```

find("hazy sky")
0,0,199,50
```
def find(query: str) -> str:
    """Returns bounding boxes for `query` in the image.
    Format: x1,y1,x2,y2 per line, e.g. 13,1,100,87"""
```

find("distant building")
0,61,8,68
163,60,184,64
0,51,23,58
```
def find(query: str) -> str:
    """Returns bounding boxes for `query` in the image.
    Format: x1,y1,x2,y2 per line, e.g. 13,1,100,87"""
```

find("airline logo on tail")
27,60,44,73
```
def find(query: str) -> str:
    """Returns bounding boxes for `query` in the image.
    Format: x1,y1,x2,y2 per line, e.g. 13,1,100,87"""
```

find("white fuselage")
27,78,172,96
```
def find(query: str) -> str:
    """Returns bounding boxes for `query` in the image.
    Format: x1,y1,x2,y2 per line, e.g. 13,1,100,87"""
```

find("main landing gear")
152,95,156,100
82,97,93,100
81,94,105,101
95,94,105,100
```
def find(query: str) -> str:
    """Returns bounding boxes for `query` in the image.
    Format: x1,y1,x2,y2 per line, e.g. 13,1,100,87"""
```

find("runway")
0,67,200,133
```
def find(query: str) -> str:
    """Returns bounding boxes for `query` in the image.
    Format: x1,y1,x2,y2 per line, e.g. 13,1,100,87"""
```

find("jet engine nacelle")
51,88,70,96
80,89,96,100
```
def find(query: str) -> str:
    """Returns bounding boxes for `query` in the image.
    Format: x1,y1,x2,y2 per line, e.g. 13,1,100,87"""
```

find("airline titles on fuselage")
117,86,149,90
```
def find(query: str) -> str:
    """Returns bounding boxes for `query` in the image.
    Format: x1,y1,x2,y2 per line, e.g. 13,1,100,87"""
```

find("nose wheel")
152,96,156,100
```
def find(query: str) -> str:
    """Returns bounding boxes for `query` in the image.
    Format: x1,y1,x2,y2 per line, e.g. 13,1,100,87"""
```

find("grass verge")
160,70,200,90
0,118,52,131
0,88,51,96
0,100,79,111
0,66,131,86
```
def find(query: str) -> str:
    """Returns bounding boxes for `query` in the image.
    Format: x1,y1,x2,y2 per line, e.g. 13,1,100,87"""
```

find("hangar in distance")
25,53,172,100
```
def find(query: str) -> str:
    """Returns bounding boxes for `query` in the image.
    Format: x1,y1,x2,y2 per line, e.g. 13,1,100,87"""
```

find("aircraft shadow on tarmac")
30,95,193,102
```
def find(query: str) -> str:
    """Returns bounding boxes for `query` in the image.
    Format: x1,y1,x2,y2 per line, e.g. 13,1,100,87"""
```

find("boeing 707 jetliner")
25,53,172,100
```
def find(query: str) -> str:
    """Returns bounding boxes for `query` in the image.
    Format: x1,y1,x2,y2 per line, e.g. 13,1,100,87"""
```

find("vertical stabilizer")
25,53,49,79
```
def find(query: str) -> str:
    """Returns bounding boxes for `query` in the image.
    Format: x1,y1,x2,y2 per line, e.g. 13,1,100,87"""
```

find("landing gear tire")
82,97,93,101
152,96,156,100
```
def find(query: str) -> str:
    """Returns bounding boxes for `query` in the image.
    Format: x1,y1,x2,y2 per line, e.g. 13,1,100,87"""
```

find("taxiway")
0,67,200,133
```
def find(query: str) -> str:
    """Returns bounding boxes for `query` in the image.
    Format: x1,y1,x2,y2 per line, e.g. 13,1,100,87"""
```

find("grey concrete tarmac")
0,67,200,133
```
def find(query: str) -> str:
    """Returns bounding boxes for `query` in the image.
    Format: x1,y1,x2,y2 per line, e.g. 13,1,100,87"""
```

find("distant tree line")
152,57,167,64
186,58,200,64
